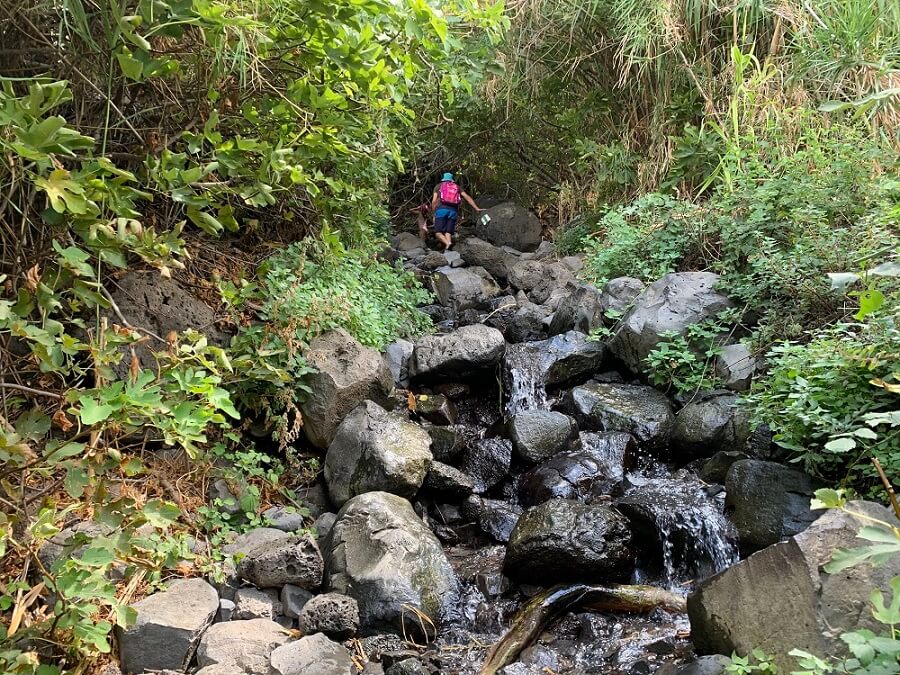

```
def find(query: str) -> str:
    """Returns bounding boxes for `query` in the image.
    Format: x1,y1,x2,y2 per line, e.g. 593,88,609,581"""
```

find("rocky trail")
96,202,897,675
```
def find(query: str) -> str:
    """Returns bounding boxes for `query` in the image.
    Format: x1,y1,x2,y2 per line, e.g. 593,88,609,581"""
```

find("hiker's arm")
462,191,484,211
431,191,440,212
408,207,420,214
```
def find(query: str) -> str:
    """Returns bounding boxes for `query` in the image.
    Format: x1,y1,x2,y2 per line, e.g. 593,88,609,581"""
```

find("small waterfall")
620,474,739,590
503,343,549,415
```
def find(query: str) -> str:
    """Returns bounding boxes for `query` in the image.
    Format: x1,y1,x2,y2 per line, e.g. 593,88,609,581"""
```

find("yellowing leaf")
35,169,88,214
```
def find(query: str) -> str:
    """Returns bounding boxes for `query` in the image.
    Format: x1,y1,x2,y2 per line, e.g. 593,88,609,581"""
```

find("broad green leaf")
855,288,885,321
116,50,144,81
870,577,900,625
15,408,50,441
142,499,181,528
824,437,856,453
79,546,115,567
78,397,114,425
35,169,89,214
811,487,846,510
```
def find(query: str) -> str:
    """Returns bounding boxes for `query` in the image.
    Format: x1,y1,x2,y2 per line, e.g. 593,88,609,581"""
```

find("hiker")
408,201,431,242
431,172,483,251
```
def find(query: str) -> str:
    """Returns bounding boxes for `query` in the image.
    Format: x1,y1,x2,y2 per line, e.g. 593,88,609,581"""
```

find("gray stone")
425,424,467,463
457,237,516,280
403,247,426,260
385,658,429,675
672,394,751,459
384,340,414,388
504,499,633,583
39,521,112,572
715,344,757,391
609,272,732,374
527,263,577,304
725,459,821,552
218,598,236,622
194,665,246,675
280,585,313,619
117,578,218,674
563,382,674,450
462,496,523,543
269,633,355,675
410,324,505,380
324,400,432,506
414,393,457,425
236,534,324,589
444,250,462,266
298,593,360,640
196,619,290,673
313,512,337,540
299,329,394,448
208,478,245,517
233,587,279,621
689,501,899,671
262,506,307,533
508,410,578,463
506,259,545,292
423,461,475,498
420,251,449,271
656,656,730,675
461,437,513,494
477,202,543,252
295,483,331,519
519,432,636,506
598,276,646,316
393,232,423,251
223,527,288,558
548,283,604,336
700,451,750,484
323,492,460,635
432,266,500,311
504,303,550,343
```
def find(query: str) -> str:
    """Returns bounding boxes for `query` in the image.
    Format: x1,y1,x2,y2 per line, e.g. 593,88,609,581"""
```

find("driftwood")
478,584,686,675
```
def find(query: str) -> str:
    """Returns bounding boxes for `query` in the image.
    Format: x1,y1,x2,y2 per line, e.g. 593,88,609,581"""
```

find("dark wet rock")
598,276,646,316
236,534,323,589
457,237,517,280
725,459,821,552
313,512,337,540
508,410,578,463
410,324,505,380
262,506,307,533
392,232,422,251
504,499,634,583
520,644,559,671
196,619,290,674
689,501,899,671
280,585,313,619
414,393,457,425
507,259,545,292
519,432,636,506
420,304,453,324
233,587,279,620
432,266,501,311
456,308,483,326
300,329,394,449
323,492,460,634
609,272,732,374
504,303,550,343
425,424,467,463
672,394,751,459
384,339,414,388
420,251,449,271
360,635,409,661
117,578,218,674
433,382,471,400
324,400,432,507
562,382,674,450
298,593,360,640
463,496,523,543
423,461,475,499
715,343,757,392
527,265,577,305
700,451,750,484
461,437,513,493
385,658,430,675
269,633,355,675
548,283,604,336
476,571,510,597
295,483,332,519
657,656,731,675
477,202,543,252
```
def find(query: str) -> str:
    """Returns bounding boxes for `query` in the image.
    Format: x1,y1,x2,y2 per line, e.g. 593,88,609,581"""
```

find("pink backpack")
439,180,461,206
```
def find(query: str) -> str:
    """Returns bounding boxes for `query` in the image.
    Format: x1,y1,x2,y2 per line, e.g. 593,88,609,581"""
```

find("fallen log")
478,583,686,675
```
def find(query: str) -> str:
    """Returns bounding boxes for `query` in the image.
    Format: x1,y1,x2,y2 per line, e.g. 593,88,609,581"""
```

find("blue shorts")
434,207,458,234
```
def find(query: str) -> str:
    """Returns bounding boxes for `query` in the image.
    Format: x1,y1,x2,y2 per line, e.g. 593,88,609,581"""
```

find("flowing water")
503,343,549,415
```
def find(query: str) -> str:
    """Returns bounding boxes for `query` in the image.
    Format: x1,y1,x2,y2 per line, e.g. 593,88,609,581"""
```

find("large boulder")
298,593,360,640
507,260,546,293
269,634,355,675
383,339,414,388
508,410,579,463
461,437,513,494
117,578,219,674
462,496,523,543
323,401,432,506
410,325,505,380
609,272,732,373
196,619,291,674
504,499,634,583
672,394,751,459
562,382,674,450
518,432,636,506
598,277,646,316
477,202,543,252
688,501,900,672
299,329,394,449
724,459,821,552
548,283,605,336
432,266,500,311
236,534,324,589
323,492,460,634
715,343,758,392
457,237,516,280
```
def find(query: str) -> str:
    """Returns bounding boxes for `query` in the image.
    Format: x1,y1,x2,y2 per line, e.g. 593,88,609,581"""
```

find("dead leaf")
406,391,416,412
52,408,74,433
24,265,41,293
129,350,140,384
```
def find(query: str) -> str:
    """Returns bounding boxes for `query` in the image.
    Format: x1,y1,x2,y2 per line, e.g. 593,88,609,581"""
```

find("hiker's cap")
441,172,454,181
